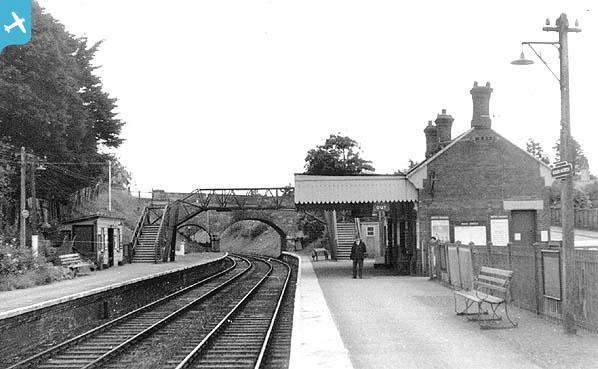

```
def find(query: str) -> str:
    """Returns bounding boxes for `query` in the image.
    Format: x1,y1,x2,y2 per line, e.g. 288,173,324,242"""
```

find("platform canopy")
294,174,418,209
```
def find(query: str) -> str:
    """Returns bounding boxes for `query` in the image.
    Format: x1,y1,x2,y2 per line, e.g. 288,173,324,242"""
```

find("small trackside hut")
59,215,125,269
294,174,418,274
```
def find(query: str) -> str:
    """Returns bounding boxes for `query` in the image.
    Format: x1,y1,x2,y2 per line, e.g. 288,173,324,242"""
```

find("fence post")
486,243,493,267
533,242,541,314
506,242,512,270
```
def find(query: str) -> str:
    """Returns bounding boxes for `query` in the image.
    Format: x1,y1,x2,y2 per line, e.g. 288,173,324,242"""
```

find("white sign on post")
31,235,38,257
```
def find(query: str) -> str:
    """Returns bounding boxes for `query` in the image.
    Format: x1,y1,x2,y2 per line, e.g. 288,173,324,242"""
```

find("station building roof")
294,174,418,205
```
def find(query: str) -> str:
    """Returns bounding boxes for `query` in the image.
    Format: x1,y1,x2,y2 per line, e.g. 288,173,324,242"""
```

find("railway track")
8,254,294,369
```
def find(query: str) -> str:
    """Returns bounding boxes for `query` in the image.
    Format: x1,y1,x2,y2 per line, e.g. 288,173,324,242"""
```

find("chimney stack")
435,108,454,144
424,120,438,158
470,81,492,129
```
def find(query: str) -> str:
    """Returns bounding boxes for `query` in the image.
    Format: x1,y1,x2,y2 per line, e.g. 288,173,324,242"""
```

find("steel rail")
7,256,243,369
80,255,254,369
253,257,292,369
174,255,276,369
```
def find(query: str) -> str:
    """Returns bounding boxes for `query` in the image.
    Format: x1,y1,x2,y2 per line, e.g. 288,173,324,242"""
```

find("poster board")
454,225,487,245
542,250,561,300
490,217,509,246
431,218,450,242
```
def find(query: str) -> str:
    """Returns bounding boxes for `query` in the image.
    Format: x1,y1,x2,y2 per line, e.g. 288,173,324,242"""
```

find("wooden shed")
59,215,125,268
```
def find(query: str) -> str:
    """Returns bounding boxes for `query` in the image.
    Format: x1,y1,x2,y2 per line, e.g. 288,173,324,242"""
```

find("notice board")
542,250,561,300
454,225,487,246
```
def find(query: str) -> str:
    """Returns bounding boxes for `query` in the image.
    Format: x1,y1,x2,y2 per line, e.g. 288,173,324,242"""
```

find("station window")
367,226,375,236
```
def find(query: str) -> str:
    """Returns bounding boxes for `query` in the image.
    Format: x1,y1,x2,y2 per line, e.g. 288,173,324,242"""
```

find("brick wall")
417,127,551,250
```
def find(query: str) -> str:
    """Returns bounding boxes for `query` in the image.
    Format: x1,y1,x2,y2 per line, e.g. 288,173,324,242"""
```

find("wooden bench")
453,266,518,329
59,253,94,276
311,248,329,261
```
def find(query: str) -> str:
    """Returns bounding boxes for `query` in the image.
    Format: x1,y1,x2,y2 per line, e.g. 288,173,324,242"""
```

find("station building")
295,81,554,275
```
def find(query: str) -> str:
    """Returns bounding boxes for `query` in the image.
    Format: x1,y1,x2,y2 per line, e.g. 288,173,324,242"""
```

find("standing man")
350,235,367,279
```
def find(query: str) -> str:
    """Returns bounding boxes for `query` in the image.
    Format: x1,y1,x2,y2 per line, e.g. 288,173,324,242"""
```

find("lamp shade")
511,52,534,65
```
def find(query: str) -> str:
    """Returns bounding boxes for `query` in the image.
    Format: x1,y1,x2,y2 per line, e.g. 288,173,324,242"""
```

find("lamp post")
512,13,580,334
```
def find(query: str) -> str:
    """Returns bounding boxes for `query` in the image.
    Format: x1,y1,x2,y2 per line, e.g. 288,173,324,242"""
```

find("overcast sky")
36,0,597,193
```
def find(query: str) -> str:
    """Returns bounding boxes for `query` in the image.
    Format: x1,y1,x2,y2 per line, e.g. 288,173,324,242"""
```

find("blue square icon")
1,0,31,52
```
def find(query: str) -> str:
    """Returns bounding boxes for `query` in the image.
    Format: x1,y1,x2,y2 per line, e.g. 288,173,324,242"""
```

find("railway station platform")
292,256,598,369
0,252,227,320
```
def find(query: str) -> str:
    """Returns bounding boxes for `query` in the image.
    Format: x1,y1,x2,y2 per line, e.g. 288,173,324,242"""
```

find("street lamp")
512,13,580,334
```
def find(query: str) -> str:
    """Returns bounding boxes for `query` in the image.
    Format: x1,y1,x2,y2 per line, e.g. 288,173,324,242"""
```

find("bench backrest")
59,253,83,265
474,266,513,298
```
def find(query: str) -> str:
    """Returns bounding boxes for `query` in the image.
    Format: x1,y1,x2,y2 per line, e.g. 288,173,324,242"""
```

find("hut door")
108,228,115,267
511,210,536,246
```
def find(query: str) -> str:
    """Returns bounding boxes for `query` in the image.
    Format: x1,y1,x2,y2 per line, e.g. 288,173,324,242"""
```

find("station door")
360,222,380,258
511,210,537,246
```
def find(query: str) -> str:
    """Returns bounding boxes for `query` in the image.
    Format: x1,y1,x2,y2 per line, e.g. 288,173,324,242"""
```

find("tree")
0,2,124,201
399,159,419,174
553,136,589,174
304,134,374,175
525,138,550,164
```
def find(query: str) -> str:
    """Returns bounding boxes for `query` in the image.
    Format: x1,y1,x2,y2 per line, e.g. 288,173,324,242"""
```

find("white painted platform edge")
0,253,229,320
288,254,354,369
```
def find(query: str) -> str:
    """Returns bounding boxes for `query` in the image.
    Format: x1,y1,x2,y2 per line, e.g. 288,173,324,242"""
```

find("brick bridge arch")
177,209,299,254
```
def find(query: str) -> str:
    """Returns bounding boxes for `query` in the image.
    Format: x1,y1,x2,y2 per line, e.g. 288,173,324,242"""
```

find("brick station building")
408,81,553,264
296,81,554,275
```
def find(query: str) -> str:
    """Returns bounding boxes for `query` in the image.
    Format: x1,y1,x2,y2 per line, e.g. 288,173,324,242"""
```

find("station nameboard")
551,161,573,180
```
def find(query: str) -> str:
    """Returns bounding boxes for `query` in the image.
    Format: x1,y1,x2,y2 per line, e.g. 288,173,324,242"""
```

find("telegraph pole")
30,158,37,235
19,146,26,248
544,13,580,334
108,160,112,212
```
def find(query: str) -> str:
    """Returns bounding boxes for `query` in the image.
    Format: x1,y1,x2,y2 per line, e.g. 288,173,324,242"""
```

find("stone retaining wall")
1,256,232,366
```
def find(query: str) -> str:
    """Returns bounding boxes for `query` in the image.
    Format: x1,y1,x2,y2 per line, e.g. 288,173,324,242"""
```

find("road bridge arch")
153,188,300,261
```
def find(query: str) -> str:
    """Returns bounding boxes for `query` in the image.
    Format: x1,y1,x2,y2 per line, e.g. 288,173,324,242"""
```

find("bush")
249,223,269,238
297,214,325,244
0,241,70,291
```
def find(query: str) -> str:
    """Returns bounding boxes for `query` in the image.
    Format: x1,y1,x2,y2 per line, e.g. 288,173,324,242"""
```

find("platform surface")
0,252,227,319
293,256,598,369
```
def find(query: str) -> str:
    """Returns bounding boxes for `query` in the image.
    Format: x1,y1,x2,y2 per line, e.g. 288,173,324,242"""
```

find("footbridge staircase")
131,187,297,262
131,205,167,263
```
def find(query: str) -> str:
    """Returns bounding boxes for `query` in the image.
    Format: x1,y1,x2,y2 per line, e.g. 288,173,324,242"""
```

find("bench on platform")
311,248,329,261
59,253,94,276
453,266,518,329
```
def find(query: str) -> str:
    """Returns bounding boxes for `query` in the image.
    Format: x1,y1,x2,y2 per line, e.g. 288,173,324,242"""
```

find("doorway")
511,210,537,246
360,223,380,258
108,228,115,267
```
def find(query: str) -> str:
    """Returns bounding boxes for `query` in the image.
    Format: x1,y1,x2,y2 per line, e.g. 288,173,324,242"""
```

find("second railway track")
8,254,294,369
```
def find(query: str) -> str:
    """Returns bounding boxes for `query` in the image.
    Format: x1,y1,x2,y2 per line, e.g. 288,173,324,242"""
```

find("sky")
36,0,598,193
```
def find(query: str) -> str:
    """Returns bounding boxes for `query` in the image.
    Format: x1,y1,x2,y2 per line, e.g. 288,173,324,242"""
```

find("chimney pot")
470,81,493,129
424,121,439,158
435,109,454,144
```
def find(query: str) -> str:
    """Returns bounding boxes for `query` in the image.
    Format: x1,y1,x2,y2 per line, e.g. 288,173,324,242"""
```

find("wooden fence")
428,241,598,331
551,207,598,231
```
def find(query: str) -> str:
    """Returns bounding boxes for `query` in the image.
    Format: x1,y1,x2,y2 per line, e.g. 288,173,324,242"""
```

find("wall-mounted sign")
431,218,450,242
454,225,487,245
490,217,509,246
551,161,573,180
374,203,390,212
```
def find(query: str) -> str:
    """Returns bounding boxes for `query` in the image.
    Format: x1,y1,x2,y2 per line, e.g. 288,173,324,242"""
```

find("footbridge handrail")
131,205,148,255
